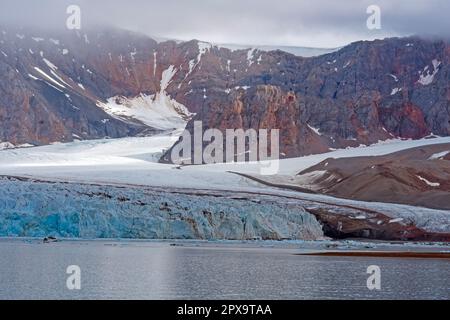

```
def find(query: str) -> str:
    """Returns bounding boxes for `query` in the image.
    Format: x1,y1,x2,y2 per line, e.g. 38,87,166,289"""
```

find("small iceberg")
43,236,58,243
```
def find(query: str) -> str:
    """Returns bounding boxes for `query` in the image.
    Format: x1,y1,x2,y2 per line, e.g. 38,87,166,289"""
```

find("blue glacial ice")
0,177,324,240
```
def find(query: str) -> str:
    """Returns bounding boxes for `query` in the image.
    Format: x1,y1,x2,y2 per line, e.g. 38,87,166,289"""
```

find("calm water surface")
0,240,448,299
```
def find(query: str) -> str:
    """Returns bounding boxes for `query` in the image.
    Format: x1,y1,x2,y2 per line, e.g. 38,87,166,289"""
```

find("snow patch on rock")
418,59,441,85
391,87,402,95
185,42,211,78
417,175,440,187
33,67,66,89
307,124,322,136
428,150,450,160
97,66,192,131
247,48,256,66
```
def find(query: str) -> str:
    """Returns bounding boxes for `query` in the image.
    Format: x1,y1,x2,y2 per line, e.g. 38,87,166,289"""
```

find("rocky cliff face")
1,26,449,157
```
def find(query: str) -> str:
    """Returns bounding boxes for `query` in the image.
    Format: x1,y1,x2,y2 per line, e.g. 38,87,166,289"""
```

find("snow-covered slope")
97,66,192,131
1,135,450,188
215,42,339,57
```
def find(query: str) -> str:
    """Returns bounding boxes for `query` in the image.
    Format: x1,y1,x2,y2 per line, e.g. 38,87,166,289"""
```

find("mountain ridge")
0,26,449,159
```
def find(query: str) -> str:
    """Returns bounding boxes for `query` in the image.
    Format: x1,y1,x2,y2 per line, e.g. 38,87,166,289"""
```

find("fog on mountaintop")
1,0,450,48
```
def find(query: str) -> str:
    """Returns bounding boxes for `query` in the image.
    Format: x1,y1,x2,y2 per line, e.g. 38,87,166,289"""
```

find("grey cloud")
1,0,449,48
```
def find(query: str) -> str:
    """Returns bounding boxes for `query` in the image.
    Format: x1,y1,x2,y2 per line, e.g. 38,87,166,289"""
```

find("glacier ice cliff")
0,177,324,240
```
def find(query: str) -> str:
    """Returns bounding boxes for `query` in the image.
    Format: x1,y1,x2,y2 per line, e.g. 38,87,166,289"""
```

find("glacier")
1,135,450,240
0,177,323,240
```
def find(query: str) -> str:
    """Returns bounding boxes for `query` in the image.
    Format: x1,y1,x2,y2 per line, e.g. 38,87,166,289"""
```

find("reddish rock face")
381,102,430,139
1,27,449,156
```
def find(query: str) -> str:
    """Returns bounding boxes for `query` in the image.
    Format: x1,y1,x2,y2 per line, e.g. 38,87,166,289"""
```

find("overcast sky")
1,0,449,48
